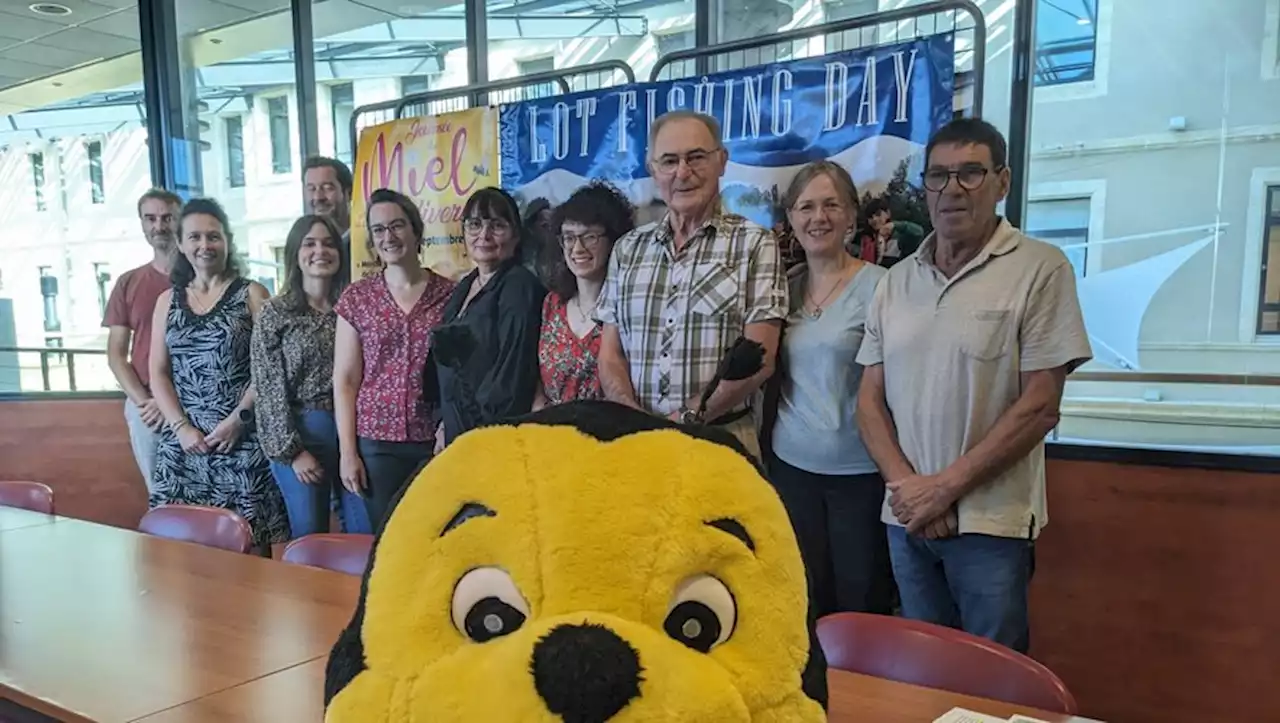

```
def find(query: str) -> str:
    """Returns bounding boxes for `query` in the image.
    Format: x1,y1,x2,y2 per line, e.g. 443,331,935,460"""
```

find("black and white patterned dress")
149,277,289,548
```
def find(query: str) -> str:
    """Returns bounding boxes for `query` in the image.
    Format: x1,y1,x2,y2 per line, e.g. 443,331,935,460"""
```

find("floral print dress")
537,292,603,405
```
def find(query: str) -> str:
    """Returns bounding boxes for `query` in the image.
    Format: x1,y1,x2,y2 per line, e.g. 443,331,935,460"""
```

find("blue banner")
499,34,955,230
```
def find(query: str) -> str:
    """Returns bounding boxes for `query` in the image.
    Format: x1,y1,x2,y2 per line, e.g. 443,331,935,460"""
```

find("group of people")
103,110,1090,656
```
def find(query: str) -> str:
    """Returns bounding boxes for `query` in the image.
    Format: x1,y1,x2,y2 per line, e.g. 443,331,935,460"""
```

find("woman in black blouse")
428,187,546,452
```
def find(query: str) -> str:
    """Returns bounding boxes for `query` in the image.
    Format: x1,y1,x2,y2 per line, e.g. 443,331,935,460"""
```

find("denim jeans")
269,409,372,538
887,525,1035,653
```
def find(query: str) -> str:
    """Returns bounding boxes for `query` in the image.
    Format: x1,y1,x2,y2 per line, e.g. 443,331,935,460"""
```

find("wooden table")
0,506,57,532
0,515,1100,722
138,658,1099,722
0,517,358,723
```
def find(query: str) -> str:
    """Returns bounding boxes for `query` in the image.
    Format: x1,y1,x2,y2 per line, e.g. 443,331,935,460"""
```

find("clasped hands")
175,414,244,455
887,473,961,540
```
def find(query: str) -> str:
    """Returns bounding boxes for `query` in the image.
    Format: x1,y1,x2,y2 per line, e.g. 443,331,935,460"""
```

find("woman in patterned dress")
532,182,635,409
148,198,288,553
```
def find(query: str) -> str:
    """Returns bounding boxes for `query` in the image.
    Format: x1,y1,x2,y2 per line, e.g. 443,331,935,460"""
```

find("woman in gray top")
767,160,894,618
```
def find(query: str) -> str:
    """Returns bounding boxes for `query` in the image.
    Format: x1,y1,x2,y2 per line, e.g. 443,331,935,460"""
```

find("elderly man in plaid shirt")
595,110,789,459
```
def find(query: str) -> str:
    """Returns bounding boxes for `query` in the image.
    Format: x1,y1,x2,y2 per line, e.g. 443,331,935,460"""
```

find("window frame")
1257,185,1280,336
85,139,105,205
29,151,47,212
224,115,246,189
265,95,293,176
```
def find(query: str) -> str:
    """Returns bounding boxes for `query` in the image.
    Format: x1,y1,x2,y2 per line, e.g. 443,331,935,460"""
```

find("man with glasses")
595,110,788,459
855,118,1091,652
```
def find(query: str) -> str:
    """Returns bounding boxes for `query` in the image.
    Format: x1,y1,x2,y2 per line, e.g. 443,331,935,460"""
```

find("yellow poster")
350,107,499,281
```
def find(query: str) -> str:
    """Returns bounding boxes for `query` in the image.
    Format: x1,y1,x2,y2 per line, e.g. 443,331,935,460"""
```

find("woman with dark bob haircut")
532,181,635,409
426,186,547,451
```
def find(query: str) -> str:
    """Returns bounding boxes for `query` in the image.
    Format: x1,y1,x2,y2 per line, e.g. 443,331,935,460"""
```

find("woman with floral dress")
533,182,635,409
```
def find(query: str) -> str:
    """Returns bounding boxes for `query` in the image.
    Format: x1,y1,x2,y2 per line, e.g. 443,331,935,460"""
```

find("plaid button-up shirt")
595,206,788,416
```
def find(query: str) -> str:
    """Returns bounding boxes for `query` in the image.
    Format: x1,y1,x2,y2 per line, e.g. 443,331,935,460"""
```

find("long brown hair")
280,214,349,311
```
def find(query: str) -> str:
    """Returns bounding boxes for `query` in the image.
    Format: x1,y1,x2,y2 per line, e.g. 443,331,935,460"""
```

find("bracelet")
168,417,190,432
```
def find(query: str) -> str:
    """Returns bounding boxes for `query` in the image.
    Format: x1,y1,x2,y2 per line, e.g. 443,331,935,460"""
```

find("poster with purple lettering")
352,107,499,280
499,35,955,264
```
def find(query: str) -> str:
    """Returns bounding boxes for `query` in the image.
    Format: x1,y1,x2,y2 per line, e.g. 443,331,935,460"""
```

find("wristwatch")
238,408,255,425
677,407,700,425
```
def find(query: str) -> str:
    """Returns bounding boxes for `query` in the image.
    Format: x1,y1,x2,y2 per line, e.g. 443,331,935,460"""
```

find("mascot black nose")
531,623,644,723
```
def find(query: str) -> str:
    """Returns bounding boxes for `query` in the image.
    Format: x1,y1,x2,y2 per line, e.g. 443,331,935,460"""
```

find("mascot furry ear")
325,342,827,722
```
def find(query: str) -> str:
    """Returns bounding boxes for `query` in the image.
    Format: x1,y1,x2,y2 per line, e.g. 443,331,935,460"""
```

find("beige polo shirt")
856,218,1092,539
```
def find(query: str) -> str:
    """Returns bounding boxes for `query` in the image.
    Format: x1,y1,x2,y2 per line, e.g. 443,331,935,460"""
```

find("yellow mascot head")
323,399,827,722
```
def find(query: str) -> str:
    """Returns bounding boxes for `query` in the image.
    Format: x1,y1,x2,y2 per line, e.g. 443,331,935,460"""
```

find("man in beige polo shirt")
855,118,1091,653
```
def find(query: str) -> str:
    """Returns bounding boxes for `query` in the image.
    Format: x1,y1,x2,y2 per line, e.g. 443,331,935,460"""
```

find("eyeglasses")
791,200,849,218
559,232,608,250
370,219,409,237
651,148,721,177
922,164,1003,192
463,217,512,235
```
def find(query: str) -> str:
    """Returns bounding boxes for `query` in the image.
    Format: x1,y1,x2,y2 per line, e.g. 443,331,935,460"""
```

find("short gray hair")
782,160,860,214
647,110,722,159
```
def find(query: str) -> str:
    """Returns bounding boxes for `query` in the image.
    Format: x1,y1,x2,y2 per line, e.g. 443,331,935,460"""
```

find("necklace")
188,279,229,315
571,296,594,325
803,259,856,319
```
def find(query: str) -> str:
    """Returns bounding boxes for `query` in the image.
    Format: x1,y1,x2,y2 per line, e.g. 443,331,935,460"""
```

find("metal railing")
650,0,987,119
349,60,636,157
1070,371,1280,387
0,346,111,393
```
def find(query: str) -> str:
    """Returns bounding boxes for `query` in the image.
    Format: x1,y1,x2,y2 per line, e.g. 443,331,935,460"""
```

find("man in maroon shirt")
102,188,182,492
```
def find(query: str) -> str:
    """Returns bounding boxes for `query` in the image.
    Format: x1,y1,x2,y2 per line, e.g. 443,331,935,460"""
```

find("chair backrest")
816,612,1078,714
0,480,55,515
138,504,253,554
282,533,374,576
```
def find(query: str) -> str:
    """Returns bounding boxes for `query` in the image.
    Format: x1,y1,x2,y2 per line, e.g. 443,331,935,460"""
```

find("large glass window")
0,1,146,393
1026,197,1090,278
171,2,303,302
485,0,691,87
312,0,473,151
1027,1,1280,454
1034,0,1099,86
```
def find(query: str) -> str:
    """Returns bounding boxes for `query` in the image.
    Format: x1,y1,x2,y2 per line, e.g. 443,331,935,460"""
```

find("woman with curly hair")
532,182,636,409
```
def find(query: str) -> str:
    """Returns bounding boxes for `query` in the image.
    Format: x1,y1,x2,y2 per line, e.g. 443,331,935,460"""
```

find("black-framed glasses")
370,219,409,237
560,232,608,250
463,217,512,234
922,164,1004,192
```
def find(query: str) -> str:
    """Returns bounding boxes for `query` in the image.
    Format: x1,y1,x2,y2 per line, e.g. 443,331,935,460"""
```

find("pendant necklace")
804,262,852,320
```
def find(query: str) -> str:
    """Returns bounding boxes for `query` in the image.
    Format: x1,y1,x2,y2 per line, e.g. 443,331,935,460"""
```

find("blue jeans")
887,525,1034,653
269,409,372,538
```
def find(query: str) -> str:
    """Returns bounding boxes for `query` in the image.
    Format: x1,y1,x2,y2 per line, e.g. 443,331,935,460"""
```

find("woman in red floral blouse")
333,188,454,532
533,182,636,409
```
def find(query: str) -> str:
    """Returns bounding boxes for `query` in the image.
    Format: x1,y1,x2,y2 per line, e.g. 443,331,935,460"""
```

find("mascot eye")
451,567,530,643
663,575,736,653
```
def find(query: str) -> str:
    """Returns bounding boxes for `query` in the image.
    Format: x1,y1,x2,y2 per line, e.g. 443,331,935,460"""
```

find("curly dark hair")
548,181,636,300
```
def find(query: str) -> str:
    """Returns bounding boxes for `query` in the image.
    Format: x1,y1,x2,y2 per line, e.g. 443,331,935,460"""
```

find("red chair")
817,612,1078,714
282,533,374,576
138,504,253,554
0,480,55,514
